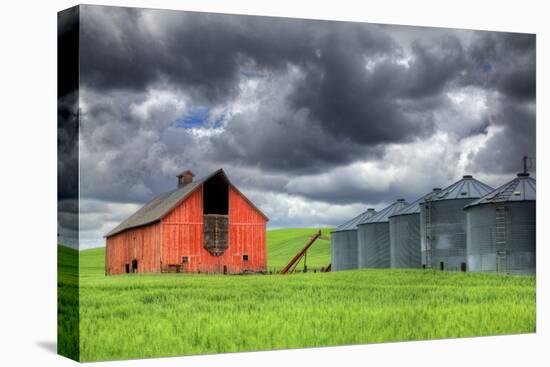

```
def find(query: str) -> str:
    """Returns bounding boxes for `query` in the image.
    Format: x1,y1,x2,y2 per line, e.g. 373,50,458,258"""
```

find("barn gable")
105,168,267,238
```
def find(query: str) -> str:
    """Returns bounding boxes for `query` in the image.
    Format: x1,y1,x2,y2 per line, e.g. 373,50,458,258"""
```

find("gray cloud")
69,5,536,248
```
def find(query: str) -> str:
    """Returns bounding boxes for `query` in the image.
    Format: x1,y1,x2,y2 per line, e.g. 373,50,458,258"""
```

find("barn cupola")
177,170,195,188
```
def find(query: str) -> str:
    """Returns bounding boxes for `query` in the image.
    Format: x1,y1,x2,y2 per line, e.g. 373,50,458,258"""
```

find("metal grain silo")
465,173,536,274
358,199,409,268
331,208,376,271
389,189,441,269
420,175,493,271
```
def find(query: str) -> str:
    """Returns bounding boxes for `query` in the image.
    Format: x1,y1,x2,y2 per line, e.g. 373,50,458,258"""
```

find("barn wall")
228,186,267,273
161,186,204,272
105,221,161,275
160,185,267,273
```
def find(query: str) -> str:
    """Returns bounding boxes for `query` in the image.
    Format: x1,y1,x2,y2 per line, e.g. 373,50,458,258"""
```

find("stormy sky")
60,5,536,249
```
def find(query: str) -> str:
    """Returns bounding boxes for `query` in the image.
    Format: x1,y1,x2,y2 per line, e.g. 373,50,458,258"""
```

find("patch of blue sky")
172,106,227,129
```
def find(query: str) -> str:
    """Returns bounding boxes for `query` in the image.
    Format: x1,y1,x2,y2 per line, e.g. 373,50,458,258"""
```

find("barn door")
204,214,229,256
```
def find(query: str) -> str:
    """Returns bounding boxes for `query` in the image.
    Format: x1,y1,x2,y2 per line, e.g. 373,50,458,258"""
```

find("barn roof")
464,173,536,209
105,168,268,237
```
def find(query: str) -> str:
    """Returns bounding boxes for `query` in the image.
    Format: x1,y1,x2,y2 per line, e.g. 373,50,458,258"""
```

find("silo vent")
433,188,442,192
514,191,521,196
397,198,406,202
177,170,195,188
367,208,376,212
517,172,530,177
463,175,473,179
461,192,467,196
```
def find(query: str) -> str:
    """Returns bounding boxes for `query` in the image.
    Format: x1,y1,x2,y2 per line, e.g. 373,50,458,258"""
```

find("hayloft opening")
203,171,229,256
203,173,229,215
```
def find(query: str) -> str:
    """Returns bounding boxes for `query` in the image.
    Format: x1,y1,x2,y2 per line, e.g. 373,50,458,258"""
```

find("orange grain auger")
279,230,322,274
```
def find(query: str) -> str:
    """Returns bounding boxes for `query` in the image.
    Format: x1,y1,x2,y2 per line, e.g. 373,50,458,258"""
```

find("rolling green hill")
266,228,332,271
79,246,105,278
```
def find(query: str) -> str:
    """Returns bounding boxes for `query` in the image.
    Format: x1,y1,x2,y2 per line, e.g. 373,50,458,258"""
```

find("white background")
0,0,547,365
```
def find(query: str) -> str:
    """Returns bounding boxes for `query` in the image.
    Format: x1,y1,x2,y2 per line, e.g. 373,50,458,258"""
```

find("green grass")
57,228,536,362
57,245,79,360
266,228,332,270
79,246,105,279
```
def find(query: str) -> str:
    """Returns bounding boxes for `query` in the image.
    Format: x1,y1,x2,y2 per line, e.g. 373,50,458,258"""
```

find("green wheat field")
58,228,536,362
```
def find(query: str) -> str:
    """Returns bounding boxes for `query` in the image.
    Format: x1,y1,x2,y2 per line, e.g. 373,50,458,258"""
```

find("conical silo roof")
390,188,443,217
333,208,377,232
464,173,536,208
424,175,493,202
360,199,410,224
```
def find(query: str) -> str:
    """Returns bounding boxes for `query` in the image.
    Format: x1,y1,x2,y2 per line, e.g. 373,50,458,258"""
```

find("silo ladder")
424,201,433,268
495,207,508,273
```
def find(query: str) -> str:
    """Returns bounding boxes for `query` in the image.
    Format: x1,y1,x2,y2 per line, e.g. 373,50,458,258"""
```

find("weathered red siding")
228,187,267,272
106,181,267,274
105,221,161,275
161,187,204,272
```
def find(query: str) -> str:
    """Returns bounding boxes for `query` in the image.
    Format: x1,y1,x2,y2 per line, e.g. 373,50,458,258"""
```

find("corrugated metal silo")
465,173,536,274
420,175,493,271
331,208,377,271
357,199,409,268
389,189,441,269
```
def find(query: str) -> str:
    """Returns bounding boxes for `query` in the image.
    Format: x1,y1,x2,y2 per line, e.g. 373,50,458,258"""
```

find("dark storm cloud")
58,6,79,98
58,6,80,247
72,5,536,246
467,101,536,174
464,32,536,174
206,104,385,172
79,5,536,173
467,32,535,101
80,6,323,103
79,6,436,157
80,6,535,175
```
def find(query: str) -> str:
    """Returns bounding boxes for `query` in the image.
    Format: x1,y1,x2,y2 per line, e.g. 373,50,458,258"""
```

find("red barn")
105,169,268,275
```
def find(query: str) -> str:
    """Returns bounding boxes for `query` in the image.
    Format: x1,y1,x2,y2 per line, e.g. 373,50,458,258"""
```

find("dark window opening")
439,261,444,271
223,265,228,274
203,173,229,215
460,262,467,272
125,264,130,273
203,172,230,256
243,254,249,261
182,256,189,264
132,259,138,273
